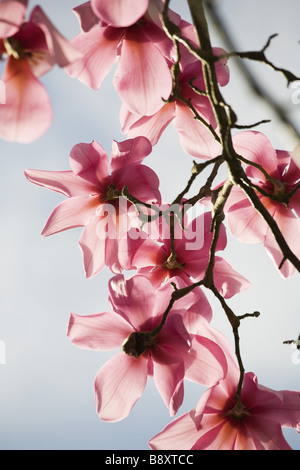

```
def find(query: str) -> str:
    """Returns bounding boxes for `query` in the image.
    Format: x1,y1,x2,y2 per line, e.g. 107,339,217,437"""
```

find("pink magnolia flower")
121,21,229,159
119,210,251,298
149,367,300,450
90,0,150,27
24,136,161,277
0,5,81,143
67,274,229,422
66,1,174,116
223,131,300,277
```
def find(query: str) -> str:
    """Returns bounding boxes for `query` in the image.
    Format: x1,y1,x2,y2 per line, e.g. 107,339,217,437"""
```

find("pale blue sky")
0,0,300,450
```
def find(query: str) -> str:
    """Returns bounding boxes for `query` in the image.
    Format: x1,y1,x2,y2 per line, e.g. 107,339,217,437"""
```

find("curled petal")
110,136,152,172
29,5,82,66
213,257,251,298
108,274,157,330
69,140,109,188
73,1,99,32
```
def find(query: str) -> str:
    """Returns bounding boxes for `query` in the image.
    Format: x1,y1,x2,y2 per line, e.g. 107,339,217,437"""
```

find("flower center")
3,37,25,59
122,331,157,359
104,183,121,201
271,178,287,196
163,252,185,270
225,400,251,420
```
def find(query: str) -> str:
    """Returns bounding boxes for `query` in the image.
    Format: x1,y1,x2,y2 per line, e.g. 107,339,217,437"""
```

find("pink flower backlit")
119,210,251,298
24,136,161,277
121,20,230,158
67,274,229,422
149,368,300,450
0,5,81,143
66,2,173,116
224,131,300,277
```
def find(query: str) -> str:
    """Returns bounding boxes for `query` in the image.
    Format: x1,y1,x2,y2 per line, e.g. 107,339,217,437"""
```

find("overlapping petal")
91,0,149,27
114,27,172,116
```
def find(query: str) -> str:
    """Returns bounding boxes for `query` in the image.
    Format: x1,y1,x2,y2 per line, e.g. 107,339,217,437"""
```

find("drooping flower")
0,5,81,143
149,366,300,450
24,136,161,277
67,274,229,422
119,210,251,298
66,1,173,116
223,131,300,277
120,21,230,159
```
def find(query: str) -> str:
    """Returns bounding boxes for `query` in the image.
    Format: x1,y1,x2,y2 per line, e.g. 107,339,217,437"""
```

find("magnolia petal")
110,136,152,172
184,335,228,386
113,163,161,204
213,256,251,298
264,204,300,278
0,57,52,143
114,28,172,116
73,1,99,32
91,0,149,27
149,411,199,450
24,169,95,197
118,231,166,271
274,390,300,429
226,196,269,244
29,5,82,67
65,26,122,90
69,140,110,187
108,274,157,330
121,102,175,146
233,131,279,180
174,101,221,159
0,0,28,37
239,417,292,450
67,311,132,350
152,348,185,416
42,195,98,236
94,353,148,422
79,214,108,278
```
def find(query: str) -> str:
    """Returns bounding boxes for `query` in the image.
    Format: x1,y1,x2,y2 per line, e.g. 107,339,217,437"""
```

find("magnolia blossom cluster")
3,0,300,450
